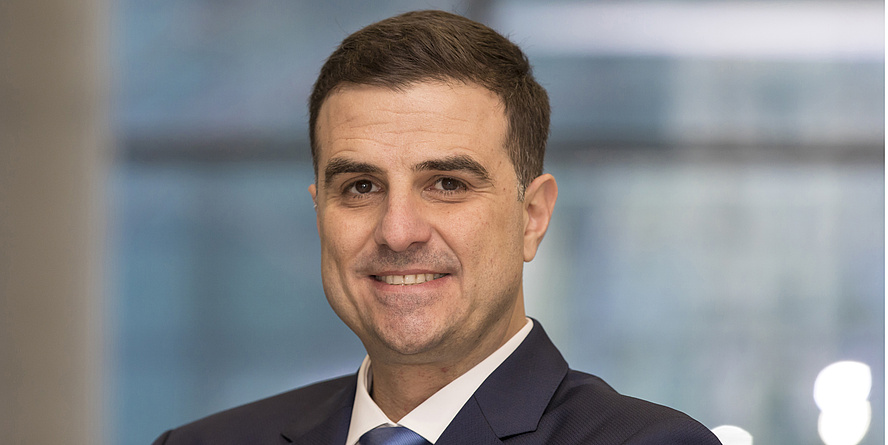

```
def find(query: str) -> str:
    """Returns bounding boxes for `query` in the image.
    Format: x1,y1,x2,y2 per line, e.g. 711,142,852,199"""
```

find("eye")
348,179,377,195
432,177,467,193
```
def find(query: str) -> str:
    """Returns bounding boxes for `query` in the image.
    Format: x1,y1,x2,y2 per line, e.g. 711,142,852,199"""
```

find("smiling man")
153,10,721,445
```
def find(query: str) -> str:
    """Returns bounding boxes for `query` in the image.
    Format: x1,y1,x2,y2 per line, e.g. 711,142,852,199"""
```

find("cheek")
319,215,366,317
457,203,525,268
321,211,369,258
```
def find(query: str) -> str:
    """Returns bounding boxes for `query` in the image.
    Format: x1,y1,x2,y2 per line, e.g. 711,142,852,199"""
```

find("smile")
373,273,447,285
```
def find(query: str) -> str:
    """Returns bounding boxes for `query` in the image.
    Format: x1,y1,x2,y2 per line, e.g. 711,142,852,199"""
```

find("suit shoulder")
187,374,353,426
153,375,354,445
535,370,720,444
553,370,692,421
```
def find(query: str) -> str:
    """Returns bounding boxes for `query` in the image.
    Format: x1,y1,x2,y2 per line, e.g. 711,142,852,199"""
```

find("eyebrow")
323,158,383,187
414,155,491,182
323,154,492,188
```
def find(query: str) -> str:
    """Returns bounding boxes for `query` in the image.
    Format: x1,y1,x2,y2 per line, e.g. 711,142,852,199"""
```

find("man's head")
309,9,550,198
308,11,557,371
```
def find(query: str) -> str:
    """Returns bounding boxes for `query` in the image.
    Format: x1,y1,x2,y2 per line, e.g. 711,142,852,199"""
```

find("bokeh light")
712,425,753,445
818,402,872,445
814,361,872,445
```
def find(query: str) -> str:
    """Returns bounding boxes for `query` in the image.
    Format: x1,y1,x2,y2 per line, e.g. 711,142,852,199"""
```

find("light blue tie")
358,426,431,445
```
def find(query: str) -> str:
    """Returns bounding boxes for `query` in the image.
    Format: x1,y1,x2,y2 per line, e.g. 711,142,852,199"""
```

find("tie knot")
358,426,430,445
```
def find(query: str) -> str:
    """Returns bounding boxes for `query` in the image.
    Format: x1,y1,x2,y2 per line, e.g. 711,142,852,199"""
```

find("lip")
372,269,446,277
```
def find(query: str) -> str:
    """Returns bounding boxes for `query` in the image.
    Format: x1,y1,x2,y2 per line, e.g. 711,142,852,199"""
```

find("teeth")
378,273,445,285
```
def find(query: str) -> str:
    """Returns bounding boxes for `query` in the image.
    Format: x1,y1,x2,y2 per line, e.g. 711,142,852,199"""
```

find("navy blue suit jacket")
153,323,721,444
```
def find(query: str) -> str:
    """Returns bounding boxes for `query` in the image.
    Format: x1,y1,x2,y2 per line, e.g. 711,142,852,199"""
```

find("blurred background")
1,1,883,444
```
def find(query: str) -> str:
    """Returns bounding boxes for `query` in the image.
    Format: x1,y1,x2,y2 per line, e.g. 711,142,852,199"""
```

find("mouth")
372,273,448,285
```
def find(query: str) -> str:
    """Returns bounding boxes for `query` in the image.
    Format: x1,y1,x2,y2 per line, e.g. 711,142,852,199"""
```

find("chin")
383,340,437,357
374,316,451,357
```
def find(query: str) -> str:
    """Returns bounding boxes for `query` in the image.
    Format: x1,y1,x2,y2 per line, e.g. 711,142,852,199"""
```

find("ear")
522,173,558,262
308,183,318,209
308,183,320,234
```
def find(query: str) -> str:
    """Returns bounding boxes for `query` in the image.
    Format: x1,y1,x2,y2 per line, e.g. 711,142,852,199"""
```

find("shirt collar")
345,318,533,445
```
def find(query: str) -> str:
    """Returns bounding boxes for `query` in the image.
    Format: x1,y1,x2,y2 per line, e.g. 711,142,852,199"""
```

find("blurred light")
493,2,884,61
712,425,753,445
814,361,872,445
819,402,872,445
814,361,872,411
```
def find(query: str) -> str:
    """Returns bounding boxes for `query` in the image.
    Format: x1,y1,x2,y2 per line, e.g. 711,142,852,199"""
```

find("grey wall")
0,0,110,443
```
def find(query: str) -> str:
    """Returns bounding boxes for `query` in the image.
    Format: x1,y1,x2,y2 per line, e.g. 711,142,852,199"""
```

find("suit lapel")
442,321,569,442
280,375,356,445
435,396,502,445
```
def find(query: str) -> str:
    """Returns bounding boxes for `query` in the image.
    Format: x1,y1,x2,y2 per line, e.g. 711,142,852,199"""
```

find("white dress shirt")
345,318,534,445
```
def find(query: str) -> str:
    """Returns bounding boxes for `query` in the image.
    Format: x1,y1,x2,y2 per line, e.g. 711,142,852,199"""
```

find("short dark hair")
308,10,550,196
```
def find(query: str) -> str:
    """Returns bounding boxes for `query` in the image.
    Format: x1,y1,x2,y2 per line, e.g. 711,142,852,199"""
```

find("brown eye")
424,177,468,198
351,179,376,194
440,178,461,191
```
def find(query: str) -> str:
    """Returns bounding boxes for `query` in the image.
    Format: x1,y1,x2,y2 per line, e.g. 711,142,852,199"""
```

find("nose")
373,190,432,252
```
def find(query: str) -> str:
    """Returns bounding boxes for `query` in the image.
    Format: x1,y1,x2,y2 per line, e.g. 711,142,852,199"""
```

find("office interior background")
1,1,883,444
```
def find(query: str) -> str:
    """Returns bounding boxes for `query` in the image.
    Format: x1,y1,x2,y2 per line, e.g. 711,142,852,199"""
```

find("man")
153,10,721,445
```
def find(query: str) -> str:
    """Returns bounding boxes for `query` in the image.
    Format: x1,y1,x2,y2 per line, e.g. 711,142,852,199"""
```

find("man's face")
310,82,539,367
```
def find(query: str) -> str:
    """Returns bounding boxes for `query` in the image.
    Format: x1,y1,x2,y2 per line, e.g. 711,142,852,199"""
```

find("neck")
368,309,527,422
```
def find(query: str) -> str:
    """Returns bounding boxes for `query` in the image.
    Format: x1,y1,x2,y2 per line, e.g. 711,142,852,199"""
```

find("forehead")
314,82,508,167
